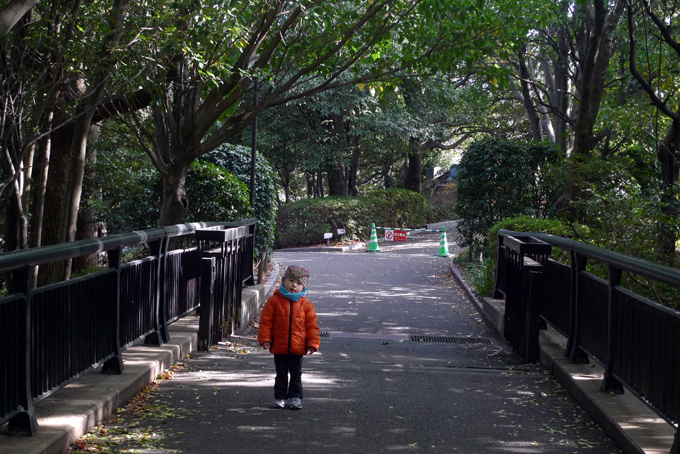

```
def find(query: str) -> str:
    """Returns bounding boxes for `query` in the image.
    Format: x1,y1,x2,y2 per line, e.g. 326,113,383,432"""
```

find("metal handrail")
0,218,257,435
497,229,680,452
498,229,680,288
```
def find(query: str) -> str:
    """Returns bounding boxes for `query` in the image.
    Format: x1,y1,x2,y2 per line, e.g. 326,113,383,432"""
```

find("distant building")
426,164,457,208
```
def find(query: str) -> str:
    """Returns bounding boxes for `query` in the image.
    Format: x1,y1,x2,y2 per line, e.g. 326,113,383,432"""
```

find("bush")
475,215,584,299
185,161,251,223
97,152,161,234
561,155,676,264
274,189,428,248
455,138,563,255
205,144,278,252
426,204,457,224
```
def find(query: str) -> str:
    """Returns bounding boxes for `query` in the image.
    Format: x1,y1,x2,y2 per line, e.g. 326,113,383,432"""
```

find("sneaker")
272,399,286,409
288,397,302,410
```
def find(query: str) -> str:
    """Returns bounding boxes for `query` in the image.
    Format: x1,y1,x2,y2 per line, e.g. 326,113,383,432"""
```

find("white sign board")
324,233,333,239
385,230,394,241
337,228,346,235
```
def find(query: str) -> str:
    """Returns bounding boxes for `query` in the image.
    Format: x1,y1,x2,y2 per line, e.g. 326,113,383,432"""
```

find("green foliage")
488,215,582,263
487,213,680,310
482,215,585,299
204,144,277,251
274,189,428,248
452,254,495,298
455,138,563,254
426,204,457,224
369,188,428,227
96,149,161,234
561,154,677,262
185,161,251,224
98,146,253,235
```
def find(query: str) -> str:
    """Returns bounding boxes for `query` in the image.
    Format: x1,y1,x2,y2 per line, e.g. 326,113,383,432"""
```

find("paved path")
88,234,622,453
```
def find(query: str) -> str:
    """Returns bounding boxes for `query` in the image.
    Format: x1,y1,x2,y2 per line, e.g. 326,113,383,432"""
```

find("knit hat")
283,265,309,288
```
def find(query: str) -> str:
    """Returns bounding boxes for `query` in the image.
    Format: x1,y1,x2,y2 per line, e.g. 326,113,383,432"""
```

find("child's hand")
263,342,271,351
306,347,316,355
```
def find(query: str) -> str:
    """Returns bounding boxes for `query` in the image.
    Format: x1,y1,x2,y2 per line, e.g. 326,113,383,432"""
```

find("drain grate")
410,335,491,344
244,329,490,345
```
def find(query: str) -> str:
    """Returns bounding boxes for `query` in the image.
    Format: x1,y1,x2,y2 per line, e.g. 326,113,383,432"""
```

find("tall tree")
626,0,680,261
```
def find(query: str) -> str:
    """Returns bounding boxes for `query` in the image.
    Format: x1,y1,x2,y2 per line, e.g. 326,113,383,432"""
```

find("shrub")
204,144,278,251
561,155,676,264
455,138,563,255
274,189,428,248
97,151,161,234
185,161,251,223
477,215,583,299
486,214,680,309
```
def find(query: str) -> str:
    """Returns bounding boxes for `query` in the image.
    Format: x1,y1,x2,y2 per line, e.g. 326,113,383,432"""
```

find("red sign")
393,230,407,242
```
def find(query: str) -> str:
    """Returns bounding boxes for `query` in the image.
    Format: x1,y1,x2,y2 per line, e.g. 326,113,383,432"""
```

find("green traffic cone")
367,223,380,252
436,226,450,257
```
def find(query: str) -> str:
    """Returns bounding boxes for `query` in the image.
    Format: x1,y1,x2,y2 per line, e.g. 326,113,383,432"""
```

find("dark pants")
274,354,304,400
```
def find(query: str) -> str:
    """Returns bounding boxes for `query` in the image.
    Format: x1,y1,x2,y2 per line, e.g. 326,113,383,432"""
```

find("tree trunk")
31,114,53,250
348,144,360,196
553,20,571,156
38,119,73,285
562,0,625,221
327,162,348,196
516,45,544,142
382,155,394,188
0,0,40,38
657,123,680,264
74,142,101,272
405,139,422,193
316,169,324,198
306,175,314,198
56,0,131,281
159,162,190,226
572,1,625,158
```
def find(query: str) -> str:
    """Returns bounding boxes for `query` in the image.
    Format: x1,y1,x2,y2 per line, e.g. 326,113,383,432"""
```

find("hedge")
274,189,428,248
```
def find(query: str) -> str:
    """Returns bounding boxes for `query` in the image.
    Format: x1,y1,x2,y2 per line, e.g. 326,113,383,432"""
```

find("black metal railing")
495,229,680,452
0,218,256,436
195,225,250,348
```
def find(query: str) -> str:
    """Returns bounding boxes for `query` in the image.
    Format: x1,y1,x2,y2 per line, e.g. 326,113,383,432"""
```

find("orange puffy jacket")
258,289,320,356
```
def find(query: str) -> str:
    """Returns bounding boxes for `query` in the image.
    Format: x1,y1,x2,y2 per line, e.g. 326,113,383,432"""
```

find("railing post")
198,257,216,350
566,251,589,363
6,266,38,435
101,247,124,374
158,237,170,343
671,431,680,454
493,234,507,299
498,234,550,363
600,264,624,393
145,238,168,346
524,262,544,363
257,245,269,285
242,222,256,286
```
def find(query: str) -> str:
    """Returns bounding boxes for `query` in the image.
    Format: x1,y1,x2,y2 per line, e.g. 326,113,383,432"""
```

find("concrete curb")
0,318,198,454
0,266,282,454
449,262,676,454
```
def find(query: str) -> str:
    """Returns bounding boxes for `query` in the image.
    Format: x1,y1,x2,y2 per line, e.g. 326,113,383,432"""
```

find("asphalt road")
78,234,623,454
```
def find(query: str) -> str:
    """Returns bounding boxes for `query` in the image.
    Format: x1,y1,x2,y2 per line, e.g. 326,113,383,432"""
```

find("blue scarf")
279,284,307,302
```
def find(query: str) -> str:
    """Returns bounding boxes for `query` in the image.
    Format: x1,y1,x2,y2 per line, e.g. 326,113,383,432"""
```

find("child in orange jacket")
258,265,320,410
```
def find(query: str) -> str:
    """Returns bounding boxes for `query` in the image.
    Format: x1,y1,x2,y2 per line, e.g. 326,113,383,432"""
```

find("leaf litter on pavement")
65,339,258,454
